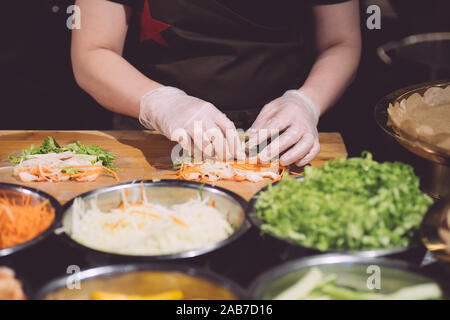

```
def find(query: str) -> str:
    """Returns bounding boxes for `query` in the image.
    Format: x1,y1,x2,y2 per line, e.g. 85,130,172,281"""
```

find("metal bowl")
250,254,447,300
34,263,248,300
374,80,450,164
421,197,450,263
246,178,417,258
377,33,450,81
58,180,249,260
374,80,450,199
0,182,61,258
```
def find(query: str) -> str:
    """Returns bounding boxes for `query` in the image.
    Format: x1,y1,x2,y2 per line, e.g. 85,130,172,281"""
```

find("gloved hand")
247,90,320,167
139,86,243,160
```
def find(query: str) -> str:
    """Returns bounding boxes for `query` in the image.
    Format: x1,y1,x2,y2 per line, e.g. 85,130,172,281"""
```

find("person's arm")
300,0,362,115
72,0,162,118
72,0,242,159
248,0,361,167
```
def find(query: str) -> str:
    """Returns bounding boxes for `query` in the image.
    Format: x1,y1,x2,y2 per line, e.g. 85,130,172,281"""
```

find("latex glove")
247,90,320,167
139,86,243,161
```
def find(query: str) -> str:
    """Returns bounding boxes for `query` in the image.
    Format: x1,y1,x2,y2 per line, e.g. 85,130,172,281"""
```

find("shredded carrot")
272,168,286,182
147,212,161,219
140,181,145,202
67,165,120,182
170,216,187,227
0,194,55,249
138,216,146,229
175,160,286,183
209,200,215,208
18,164,119,183
131,210,160,219
111,217,126,230
104,217,127,234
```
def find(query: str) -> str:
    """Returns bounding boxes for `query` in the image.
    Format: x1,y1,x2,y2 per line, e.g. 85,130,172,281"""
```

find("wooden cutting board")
0,131,347,204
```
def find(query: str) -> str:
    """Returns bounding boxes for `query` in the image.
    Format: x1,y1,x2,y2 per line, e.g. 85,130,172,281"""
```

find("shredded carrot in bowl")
0,192,55,249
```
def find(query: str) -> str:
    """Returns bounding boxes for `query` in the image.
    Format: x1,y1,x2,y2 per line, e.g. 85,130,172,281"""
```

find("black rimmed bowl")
0,182,62,259
246,177,426,261
57,180,249,264
250,254,448,300
34,263,248,300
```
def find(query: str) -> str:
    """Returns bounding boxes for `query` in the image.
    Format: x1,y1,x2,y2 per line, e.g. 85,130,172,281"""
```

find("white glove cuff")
139,86,186,130
283,89,319,125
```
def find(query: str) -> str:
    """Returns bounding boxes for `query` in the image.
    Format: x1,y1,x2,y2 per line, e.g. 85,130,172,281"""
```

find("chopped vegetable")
63,189,234,256
0,193,55,249
274,267,443,300
176,159,285,183
199,183,205,201
255,152,433,251
9,137,118,183
273,267,324,300
9,136,116,169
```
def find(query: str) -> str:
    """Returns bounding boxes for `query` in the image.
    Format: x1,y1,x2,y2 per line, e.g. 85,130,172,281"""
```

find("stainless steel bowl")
250,254,446,300
34,263,248,300
59,180,249,260
377,33,450,81
0,182,61,258
374,80,450,199
246,178,413,258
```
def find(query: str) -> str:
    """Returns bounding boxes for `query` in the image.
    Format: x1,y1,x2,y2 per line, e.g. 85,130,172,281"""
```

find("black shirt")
111,0,351,111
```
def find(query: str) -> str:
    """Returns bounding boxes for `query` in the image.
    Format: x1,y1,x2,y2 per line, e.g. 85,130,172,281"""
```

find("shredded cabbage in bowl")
63,193,234,256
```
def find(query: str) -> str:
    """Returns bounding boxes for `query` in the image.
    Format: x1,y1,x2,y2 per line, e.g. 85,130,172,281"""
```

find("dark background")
1,0,450,296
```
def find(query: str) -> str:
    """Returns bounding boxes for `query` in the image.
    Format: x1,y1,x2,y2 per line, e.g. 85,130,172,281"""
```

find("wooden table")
0,131,347,204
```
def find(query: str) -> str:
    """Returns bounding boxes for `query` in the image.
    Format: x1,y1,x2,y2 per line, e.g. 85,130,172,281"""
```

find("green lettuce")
9,136,116,169
255,152,433,251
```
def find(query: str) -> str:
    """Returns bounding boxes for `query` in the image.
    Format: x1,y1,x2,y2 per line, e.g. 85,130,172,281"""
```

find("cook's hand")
139,86,242,160
247,90,320,167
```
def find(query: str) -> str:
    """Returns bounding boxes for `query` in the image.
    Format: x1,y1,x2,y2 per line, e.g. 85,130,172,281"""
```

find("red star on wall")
140,0,170,46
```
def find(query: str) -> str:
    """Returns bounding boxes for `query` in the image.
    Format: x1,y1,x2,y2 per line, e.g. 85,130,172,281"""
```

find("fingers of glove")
181,102,216,128
296,141,321,167
248,102,279,131
170,128,193,152
215,113,244,160
247,116,289,151
204,126,232,161
279,132,315,166
258,126,303,162
187,122,215,158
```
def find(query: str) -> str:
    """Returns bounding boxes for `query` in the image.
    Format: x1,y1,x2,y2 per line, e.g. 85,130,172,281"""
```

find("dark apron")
128,0,314,129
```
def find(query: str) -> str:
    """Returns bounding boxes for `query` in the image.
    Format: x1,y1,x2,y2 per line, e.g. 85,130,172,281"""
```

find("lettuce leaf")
9,136,116,169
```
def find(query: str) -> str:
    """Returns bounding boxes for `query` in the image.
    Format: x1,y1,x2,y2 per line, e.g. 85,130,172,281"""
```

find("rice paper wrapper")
387,85,450,156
